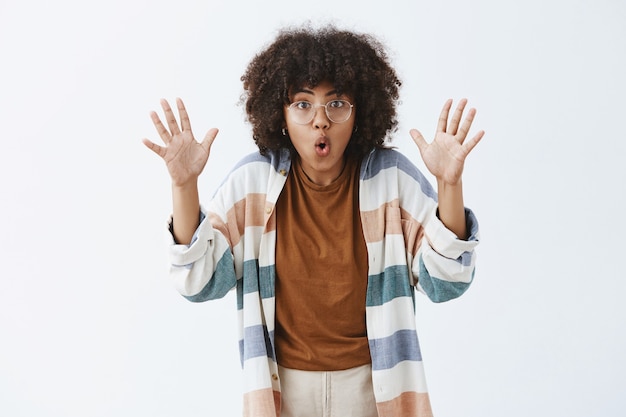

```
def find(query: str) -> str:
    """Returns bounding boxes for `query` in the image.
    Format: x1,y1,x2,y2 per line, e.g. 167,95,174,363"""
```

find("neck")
299,157,347,186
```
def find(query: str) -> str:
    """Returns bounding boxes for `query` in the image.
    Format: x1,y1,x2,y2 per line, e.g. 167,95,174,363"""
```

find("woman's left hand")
410,98,484,185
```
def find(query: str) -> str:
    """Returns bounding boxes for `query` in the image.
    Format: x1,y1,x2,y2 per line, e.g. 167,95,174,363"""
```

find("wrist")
437,178,463,192
172,177,198,191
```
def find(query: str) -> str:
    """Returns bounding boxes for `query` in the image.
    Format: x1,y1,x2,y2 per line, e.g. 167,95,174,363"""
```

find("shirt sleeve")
167,206,237,302
413,205,480,302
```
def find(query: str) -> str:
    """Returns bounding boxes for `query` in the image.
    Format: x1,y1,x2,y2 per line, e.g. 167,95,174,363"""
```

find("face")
284,80,356,186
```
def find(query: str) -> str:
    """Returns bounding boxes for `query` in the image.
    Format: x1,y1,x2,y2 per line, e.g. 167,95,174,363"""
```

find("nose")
312,104,330,129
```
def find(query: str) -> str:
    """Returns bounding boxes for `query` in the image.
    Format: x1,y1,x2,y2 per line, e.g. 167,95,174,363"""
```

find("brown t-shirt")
274,156,371,371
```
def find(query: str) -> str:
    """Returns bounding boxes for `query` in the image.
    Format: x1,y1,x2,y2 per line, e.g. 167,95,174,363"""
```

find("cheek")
341,121,356,137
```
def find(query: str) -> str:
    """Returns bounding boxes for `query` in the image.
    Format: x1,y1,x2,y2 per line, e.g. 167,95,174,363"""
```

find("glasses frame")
287,99,354,125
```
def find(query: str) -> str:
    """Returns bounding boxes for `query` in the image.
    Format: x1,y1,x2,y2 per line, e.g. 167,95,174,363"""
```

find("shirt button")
271,373,278,380
265,207,272,214
279,169,287,176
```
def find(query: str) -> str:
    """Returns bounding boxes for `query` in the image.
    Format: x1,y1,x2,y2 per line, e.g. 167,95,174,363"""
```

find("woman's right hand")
143,98,218,186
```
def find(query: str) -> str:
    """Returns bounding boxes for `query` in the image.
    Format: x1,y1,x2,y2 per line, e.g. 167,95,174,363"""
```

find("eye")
328,100,346,109
293,101,312,110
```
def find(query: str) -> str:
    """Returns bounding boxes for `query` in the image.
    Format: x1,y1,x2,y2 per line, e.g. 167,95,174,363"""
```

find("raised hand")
143,98,218,186
410,99,484,186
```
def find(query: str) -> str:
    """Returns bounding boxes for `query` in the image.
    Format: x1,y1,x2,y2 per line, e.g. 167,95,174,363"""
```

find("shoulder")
361,148,420,179
361,148,436,200
212,149,290,195
226,149,288,177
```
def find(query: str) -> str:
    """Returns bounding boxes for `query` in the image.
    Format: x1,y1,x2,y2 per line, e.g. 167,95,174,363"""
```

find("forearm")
172,181,201,245
436,179,467,240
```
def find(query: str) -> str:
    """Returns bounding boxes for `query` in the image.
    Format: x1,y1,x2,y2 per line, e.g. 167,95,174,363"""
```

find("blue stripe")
238,325,275,366
237,263,276,311
240,261,276,298
442,208,478,267
366,265,413,307
369,329,422,371
361,148,437,200
418,254,474,303
465,208,479,241
259,264,276,299
182,248,237,302
189,211,207,245
242,260,260,294
236,279,244,310
459,251,473,267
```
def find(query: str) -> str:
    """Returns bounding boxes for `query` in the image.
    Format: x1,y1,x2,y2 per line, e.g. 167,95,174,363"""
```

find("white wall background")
1,0,624,416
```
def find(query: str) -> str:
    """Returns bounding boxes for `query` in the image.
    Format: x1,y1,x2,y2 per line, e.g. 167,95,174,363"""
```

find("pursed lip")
314,135,331,156
315,135,329,148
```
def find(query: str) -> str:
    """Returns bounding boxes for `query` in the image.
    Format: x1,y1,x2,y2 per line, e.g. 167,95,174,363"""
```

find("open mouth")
315,138,330,156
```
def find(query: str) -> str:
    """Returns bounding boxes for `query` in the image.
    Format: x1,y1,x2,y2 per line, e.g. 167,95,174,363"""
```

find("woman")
143,25,484,417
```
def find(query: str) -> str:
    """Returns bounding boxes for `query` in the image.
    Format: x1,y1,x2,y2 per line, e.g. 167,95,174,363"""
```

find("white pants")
278,364,379,417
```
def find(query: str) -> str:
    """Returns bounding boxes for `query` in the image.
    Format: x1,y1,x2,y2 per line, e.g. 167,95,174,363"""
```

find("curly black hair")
240,25,402,159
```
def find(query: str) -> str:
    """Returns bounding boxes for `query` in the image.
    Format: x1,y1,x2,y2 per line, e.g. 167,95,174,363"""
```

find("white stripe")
168,215,215,267
242,225,265,262
422,205,478,259
171,231,232,297
217,160,271,204
242,291,265,327
261,296,276,333
372,360,428,402
360,166,400,211
418,241,475,283
397,169,435,219
237,295,274,339
366,296,417,339
258,229,276,268
381,234,410,269
366,241,385,275
242,355,278,394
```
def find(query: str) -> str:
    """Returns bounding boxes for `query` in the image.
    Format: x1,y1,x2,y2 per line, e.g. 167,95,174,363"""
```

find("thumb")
409,129,427,154
142,138,166,158
200,128,219,154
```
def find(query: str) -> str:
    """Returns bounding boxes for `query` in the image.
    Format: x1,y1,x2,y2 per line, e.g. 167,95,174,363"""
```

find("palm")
161,129,209,183
411,99,484,185
143,98,218,186
420,131,468,185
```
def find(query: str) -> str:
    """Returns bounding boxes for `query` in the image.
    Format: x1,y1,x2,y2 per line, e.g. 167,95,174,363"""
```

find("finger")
437,99,453,133
409,129,428,154
456,107,477,144
150,111,172,144
462,130,485,155
176,97,192,133
142,138,166,158
448,98,468,136
200,128,219,154
160,98,181,136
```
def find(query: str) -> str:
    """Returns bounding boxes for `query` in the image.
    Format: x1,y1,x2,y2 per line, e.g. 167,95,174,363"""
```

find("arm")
143,98,218,244
171,181,202,244
144,98,237,301
410,98,484,239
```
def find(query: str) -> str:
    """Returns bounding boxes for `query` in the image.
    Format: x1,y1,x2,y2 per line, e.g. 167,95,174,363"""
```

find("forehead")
290,81,352,100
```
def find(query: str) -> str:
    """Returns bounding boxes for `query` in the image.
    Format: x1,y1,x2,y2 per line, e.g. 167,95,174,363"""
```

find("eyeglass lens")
289,100,352,124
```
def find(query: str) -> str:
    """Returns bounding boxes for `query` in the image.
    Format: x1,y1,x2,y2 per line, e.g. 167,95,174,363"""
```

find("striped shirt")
168,147,479,417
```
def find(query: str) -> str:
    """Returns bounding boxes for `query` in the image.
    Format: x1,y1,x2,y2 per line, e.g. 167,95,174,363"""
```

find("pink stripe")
376,391,433,417
210,193,273,248
360,200,424,257
242,388,280,417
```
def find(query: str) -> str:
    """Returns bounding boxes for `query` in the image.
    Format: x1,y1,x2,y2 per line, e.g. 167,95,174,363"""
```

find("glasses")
287,100,354,124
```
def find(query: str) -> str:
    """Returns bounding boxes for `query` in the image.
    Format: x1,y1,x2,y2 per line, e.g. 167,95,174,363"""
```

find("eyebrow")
293,88,341,97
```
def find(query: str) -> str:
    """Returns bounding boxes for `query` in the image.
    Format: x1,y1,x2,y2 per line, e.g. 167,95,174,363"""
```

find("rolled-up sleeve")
167,207,237,302
414,206,480,303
